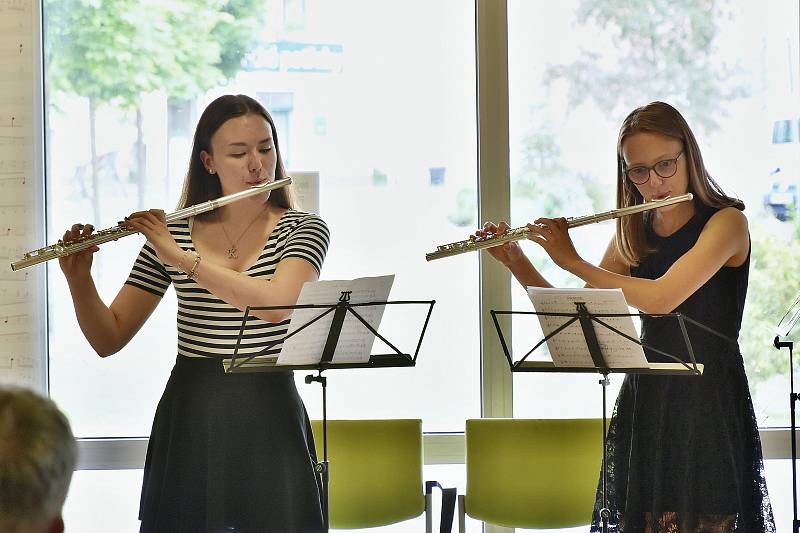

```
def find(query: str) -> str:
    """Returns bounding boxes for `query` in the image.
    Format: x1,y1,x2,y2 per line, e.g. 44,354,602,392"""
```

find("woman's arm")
531,207,748,313
123,209,323,323
585,237,631,288
475,221,553,288
185,256,318,323
59,223,162,356
67,278,161,356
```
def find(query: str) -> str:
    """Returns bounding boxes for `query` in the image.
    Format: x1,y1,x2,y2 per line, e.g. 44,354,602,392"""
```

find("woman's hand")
122,209,183,267
58,223,99,280
473,221,526,267
526,217,582,271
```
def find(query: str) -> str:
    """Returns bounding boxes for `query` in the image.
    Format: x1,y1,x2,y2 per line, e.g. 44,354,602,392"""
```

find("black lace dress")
590,205,775,532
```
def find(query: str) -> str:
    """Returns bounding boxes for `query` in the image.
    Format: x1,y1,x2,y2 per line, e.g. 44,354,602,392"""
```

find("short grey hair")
0,387,76,531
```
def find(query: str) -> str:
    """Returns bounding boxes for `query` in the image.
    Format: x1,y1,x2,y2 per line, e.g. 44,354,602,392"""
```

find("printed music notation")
0,287,29,304
0,176,26,188
0,112,31,129
527,287,648,368
0,224,28,237
0,355,33,372
0,204,27,217
0,269,28,282
0,160,27,174
0,331,31,345
276,275,395,365
0,63,30,77
0,16,29,31
0,306,29,331
0,0,41,390
0,349,36,386
0,35,32,51
0,0,29,12
0,81,32,103
0,135,25,147
0,313,28,327
0,243,27,260
0,95,29,107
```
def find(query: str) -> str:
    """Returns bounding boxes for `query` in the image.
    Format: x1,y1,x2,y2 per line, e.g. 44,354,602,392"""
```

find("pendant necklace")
219,209,265,259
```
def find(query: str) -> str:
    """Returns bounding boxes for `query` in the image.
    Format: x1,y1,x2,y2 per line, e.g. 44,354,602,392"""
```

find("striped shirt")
125,209,330,362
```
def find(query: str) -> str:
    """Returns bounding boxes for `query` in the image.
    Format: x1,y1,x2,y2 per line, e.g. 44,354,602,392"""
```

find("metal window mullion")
476,0,512,422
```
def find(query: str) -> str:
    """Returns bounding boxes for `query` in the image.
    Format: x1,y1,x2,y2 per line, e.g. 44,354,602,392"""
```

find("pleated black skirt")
138,355,324,533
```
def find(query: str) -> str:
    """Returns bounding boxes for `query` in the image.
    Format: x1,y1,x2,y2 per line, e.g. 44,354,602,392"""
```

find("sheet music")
277,275,395,365
0,0,44,390
288,170,320,214
527,287,648,368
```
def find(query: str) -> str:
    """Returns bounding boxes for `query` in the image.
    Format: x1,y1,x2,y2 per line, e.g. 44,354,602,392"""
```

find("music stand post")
228,291,435,532
774,293,800,533
490,303,703,533
773,336,798,533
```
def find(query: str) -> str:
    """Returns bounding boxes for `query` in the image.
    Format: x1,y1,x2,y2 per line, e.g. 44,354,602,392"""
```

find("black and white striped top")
125,210,329,361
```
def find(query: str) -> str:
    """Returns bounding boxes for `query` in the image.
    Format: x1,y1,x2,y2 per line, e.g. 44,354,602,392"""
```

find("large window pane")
44,0,478,437
508,0,800,426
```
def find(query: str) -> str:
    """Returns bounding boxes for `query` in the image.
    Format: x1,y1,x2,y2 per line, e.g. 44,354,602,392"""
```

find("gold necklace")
218,209,266,259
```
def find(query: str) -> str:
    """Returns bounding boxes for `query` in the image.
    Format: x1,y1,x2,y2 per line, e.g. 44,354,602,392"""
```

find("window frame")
29,0,796,500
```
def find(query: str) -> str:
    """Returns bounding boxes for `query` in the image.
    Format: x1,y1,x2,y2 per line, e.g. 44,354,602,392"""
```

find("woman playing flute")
477,101,774,532
59,94,328,532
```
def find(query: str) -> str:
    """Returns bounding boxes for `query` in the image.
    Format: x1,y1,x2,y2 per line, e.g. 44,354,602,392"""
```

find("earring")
207,168,215,174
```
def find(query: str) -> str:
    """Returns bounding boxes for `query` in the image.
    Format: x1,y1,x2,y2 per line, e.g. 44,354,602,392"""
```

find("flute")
11,177,292,271
425,193,693,261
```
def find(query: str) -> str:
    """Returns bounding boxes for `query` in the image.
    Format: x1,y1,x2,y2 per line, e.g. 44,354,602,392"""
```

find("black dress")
591,205,775,532
128,211,330,533
139,358,325,533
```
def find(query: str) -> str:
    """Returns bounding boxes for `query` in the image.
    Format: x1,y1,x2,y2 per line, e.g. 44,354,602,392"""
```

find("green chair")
311,419,455,531
459,418,603,531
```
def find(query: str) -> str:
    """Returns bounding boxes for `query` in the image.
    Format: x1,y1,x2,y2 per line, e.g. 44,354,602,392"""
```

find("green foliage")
212,0,268,79
44,0,267,106
740,222,800,381
545,0,748,135
512,113,598,228
447,188,477,227
43,0,268,221
46,0,211,108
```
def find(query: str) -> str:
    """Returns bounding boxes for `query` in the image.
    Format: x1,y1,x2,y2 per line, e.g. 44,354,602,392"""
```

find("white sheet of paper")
288,170,320,214
277,275,395,365
527,287,648,368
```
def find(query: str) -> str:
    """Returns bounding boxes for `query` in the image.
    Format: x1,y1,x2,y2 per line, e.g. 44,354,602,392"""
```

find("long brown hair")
178,94,295,219
614,101,744,266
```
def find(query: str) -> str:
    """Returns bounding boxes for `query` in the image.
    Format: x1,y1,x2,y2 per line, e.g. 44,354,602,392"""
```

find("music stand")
774,292,800,533
490,301,707,533
226,291,435,531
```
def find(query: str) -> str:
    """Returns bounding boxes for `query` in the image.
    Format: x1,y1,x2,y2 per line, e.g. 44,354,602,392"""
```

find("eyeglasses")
624,152,684,185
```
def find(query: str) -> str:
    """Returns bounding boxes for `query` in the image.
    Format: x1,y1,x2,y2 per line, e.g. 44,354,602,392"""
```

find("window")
44,0,478,437
33,1,800,530
507,0,800,428
772,119,794,144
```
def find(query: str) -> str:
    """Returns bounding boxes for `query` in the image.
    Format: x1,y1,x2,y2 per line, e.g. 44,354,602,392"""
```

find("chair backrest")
464,418,603,529
310,419,425,529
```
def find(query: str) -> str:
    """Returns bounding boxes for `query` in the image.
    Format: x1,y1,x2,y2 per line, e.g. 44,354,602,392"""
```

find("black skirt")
139,355,324,533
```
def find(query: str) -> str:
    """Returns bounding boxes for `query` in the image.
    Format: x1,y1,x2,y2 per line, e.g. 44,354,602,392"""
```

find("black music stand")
490,302,706,533
226,291,436,532
774,293,800,533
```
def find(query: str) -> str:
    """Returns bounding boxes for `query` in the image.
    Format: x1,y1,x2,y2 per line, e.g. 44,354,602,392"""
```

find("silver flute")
11,177,292,271
425,193,693,261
